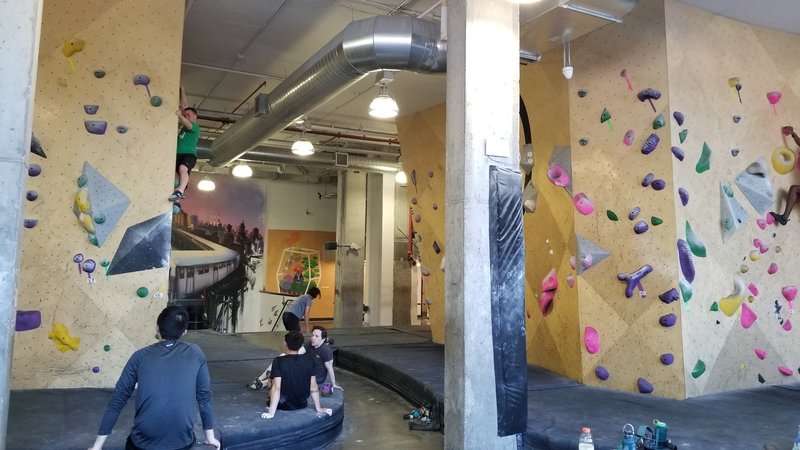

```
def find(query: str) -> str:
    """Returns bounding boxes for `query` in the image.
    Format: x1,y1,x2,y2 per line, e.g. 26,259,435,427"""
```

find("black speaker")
323,241,338,251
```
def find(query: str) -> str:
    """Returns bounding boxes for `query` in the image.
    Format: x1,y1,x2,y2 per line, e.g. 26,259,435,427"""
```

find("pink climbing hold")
747,283,759,296
783,319,792,331
756,218,767,230
782,286,797,302
584,326,600,354
580,254,593,269
547,164,571,187
778,366,794,376
540,268,558,316
541,268,558,292
569,256,577,270
573,192,595,215
566,274,575,288
766,213,775,225
623,129,635,147
540,291,555,315
754,348,766,360
740,303,757,329
767,263,778,275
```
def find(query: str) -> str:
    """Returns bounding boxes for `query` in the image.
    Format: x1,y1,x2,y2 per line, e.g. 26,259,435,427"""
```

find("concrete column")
0,0,43,445
333,171,367,328
364,173,394,326
444,1,520,448
392,182,412,326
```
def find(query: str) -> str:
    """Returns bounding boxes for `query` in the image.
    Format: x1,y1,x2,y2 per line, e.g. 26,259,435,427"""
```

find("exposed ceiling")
181,0,798,182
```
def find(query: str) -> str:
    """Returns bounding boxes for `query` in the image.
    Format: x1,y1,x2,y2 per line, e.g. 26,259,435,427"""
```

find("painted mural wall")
14,0,183,388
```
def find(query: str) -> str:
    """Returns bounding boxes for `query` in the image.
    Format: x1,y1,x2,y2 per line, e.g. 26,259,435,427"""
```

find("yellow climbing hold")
719,295,745,317
48,323,80,352
748,250,760,261
78,213,96,233
74,188,90,213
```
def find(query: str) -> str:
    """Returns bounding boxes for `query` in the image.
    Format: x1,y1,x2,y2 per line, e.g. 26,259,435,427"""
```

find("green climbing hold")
691,359,706,378
150,96,163,107
103,344,111,352
94,213,106,224
607,210,619,221
651,216,663,226
685,221,707,257
77,175,88,187
136,287,149,298
679,129,688,144
88,234,99,246
680,279,693,305
710,301,719,311
696,142,711,173
723,184,734,197
653,114,665,129
600,108,611,123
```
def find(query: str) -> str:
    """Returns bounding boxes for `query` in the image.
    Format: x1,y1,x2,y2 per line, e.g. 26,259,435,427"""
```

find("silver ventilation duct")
208,15,447,167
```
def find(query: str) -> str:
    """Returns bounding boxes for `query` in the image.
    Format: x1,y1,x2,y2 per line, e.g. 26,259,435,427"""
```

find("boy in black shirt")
261,330,332,419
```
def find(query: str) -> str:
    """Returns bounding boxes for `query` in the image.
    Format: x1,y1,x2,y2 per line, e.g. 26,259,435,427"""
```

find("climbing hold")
540,268,557,315
94,213,106,224
677,239,695,283
617,264,653,298
754,348,766,360
48,323,80,352
660,353,674,365
577,89,588,98
427,170,433,178
758,374,765,383
679,129,688,144
652,114,665,129
116,125,129,134
595,366,609,380
133,74,152,97
651,179,666,190
26,191,38,201
748,250,760,261
710,302,719,311
641,133,660,155
432,203,438,211
61,37,85,71
77,175,88,188
747,282,759,296
623,130,635,147
546,164,571,187
633,221,649,234
24,219,38,229
93,69,106,78
150,96,163,107
671,146,685,161
731,148,740,157
719,277,746,316
628,207,641,220
572,192,595,215
673,111,685,126
641,173,654,187
411,197,417,205
696,142,711,173
776,246,782,253
83,105,99,115
740,303,757,328
432,241,441,254
678,187,689,206
658,288,680,304
584,326,599,354
28,164,42,177
637,88,661,112
84,120,108,135
606,210,618,221
691,359,706,378
566,274,575,288
651,216,663,226
732,115,741,123
600,108,613,130
637,377,654,394
414,214,421,223
57,77,67,87
136,287,149,298
103,344,111,352
767,263,778,274
685,221,706,257
771,147,796,174
680,279,692,305
766,91,782,115
659,313,677,327
783,320,792,331
782,286,797,302
740,265,749,273
15,310,41,332
579,138,589,146
778,366,794,376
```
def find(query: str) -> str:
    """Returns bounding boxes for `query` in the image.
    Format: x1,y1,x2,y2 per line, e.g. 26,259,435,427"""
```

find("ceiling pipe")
207,15,447,167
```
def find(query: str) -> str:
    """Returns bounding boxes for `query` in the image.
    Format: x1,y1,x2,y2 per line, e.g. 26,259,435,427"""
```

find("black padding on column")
488,166,528,436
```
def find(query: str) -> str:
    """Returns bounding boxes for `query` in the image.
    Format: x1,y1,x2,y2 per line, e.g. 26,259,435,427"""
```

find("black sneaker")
770,212,788,226
247,378,263,390
168,190,184,202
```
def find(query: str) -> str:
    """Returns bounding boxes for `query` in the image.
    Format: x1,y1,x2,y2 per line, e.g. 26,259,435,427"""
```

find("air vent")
335,152,349,167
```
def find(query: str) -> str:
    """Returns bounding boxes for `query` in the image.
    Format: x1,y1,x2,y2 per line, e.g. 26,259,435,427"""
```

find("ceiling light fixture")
395,170,408,185
232,162,253,178
197,177,216,191
291,137,315,156
513,0,544,4
369,71,399,119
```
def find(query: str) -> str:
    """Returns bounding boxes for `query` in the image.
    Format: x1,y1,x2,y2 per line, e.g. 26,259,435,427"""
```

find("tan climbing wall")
396,104,446,343
564,0,685,398
665,0,800,397
520,50,582,380
14,0,183,388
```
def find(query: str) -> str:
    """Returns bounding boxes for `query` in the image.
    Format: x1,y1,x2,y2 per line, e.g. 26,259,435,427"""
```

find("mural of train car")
170,228,241,299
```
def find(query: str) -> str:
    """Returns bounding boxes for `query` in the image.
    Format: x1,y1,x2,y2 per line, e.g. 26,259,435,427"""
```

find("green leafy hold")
651,216,663,226
679,129,688,144
600,108,612,123
696,142,711,173
607,210,619,221
691,359,706,379
653,114,665,129
680,279,693,305
685,221,707,257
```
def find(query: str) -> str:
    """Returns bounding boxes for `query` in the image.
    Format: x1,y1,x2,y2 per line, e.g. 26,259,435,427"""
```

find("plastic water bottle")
793,424,800,450
578,427,594,450
653,420,668,447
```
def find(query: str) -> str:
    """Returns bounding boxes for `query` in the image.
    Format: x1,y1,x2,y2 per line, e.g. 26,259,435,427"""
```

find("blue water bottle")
653,420,668,448
622,423,637,450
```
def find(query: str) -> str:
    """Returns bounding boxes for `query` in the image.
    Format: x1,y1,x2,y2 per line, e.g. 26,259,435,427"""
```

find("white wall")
266,180,338,231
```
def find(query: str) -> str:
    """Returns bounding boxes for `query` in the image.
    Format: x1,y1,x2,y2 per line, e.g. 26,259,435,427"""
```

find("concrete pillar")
444,1,520,448
334,171,367,328
0,0,43,445
364,173,394,326
392,183,412,326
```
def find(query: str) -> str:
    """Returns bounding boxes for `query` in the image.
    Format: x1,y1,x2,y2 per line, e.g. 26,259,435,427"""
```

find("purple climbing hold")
133,74,152,97
92,366,101,374
641,133,660,155
623,129,635,147
83,105,99,115
414,214,421,223
677,239,695,283
641,173,654,187
84,120,108,135
637,88,661,112
629,207,641,220
658,288,680,304
671,146,685,161
26,191,38,201
659,313,677,327
411,197,418,205
660,353,674,365
651,179,666,190
637,377,654,394
595,366,610,380
15,310,41,332
24,219,38,229
634,221,649,234
28,164,42,177
673,111,685,126
432,241,441,254
678,187,689,206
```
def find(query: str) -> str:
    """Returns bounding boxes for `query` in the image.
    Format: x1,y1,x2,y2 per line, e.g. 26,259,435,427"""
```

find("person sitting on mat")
249,325,342,392
282,287,321,335
260,330,332,419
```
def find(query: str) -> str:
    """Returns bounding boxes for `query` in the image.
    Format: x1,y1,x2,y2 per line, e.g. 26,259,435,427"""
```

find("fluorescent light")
232,163,253,178
395,170,407,185
197,178,216,191
291,138,315,156
368,85,399,119
513,0,543,3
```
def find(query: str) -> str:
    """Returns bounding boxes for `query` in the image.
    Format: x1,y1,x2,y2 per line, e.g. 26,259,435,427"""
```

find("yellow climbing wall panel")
396,104,447,343
665,0,800,397
14,0,183,388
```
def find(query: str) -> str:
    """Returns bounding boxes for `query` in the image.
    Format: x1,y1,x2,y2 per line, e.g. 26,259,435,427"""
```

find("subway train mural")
169,228,241,299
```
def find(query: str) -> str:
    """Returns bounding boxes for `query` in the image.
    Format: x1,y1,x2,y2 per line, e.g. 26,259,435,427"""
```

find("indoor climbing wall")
396,104,447,344
664,0,800,397
519,48,582,380
14,0,183,388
